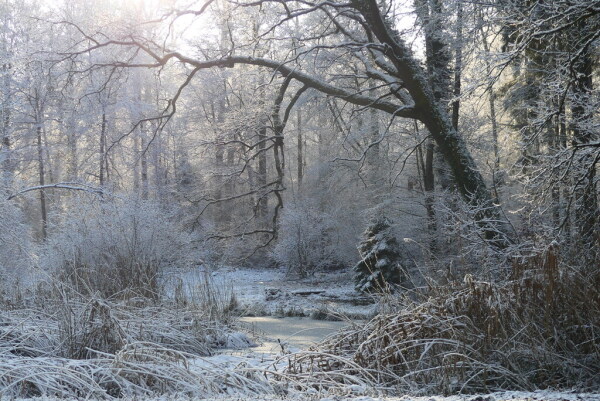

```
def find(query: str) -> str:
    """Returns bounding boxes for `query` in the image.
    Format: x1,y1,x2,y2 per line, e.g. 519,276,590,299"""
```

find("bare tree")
56,0,517,248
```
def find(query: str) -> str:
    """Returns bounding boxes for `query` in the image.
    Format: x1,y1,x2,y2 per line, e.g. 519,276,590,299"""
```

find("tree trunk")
560,104,571,244
479,20,501,200
1,123,10,187
140,125,149,200
297,109,303,188
551,104,562,229
452,0,463,132
66,112,78,181
36,123,47,239
133,134,140,191
99,112,106,186
42,124,54,184
1,64,13,189
257,125,268,218
368,83,381,185
424,140,436,235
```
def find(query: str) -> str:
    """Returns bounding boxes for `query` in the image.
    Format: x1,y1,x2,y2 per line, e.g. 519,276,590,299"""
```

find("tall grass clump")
170,269,238,323
0,296,271,399
42,195,193,301
0,193,35,304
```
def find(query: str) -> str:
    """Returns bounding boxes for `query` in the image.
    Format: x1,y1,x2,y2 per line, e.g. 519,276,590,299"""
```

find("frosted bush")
273,197,358,277
0,194,34,300
43,195,193,300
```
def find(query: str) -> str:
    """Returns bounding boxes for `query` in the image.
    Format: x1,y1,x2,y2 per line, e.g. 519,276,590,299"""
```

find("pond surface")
239,316,352,353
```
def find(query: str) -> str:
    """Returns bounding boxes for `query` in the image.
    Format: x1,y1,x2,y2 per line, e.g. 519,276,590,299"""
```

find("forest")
0,0,598,399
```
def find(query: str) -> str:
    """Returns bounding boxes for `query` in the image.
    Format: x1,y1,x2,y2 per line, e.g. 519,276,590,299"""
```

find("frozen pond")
204,316,354,375
239,316,353,353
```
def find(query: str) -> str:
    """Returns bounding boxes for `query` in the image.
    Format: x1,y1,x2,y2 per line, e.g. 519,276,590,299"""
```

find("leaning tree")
56,0,516,248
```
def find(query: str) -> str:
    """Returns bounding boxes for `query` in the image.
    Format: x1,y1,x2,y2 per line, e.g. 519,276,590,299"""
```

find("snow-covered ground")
15,390,600,401
165,266,378,319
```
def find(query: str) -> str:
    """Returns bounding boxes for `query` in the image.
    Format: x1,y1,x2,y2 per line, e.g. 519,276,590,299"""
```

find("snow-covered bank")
164,266,377,319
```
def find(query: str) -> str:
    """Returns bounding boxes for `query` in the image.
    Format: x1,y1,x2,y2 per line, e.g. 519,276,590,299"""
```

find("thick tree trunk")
424,140,436,234
452,0,463,132
416,0,452,238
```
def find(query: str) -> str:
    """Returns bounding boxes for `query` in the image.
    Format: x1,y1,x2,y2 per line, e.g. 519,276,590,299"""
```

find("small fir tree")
353,217,408,293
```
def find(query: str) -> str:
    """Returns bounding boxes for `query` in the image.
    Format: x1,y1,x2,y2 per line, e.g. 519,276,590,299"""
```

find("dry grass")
285,249,600,395
0,297,274,398
2,247,597,398
0,343,276,398
170,269,238,323
57,298,219,359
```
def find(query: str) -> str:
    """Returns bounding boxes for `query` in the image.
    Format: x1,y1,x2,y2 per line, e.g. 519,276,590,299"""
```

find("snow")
14,390,600,401
224,331,257,349
375,257,390,268
375,241,389,251
238,316,351,352
166,266,378,319
189,351,281,372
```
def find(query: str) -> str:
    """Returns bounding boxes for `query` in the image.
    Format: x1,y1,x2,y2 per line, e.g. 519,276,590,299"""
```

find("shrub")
0,194,34,302
289,247,600,394
43,195,192,300
273,197,358,277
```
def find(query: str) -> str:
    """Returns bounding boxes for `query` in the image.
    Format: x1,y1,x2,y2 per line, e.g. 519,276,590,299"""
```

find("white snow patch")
166,266,377,319
225,331,257,348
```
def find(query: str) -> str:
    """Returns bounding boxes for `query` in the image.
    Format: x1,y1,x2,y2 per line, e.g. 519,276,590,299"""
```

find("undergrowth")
0,296,267,398
2,238,598,398
285,247,600,395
